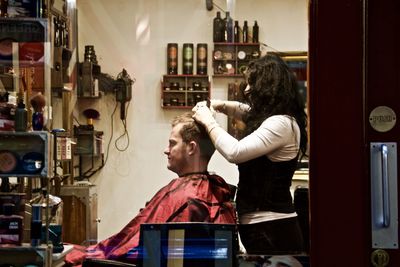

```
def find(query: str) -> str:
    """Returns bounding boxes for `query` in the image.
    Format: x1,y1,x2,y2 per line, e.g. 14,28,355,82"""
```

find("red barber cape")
65,173,236,266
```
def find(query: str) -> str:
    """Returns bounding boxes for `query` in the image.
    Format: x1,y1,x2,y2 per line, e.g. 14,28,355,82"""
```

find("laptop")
136,222,237,267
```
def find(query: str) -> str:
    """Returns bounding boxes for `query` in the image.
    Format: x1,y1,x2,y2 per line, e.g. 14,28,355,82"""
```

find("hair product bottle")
0,0,8,17
182,43,194,75
30,204,42,246
234,21,240,43
196,43,208,75
14,100,27,132
167,43,178,75
213,11,224,42
252,20,259,43
242,20,249,43
224,12,234,43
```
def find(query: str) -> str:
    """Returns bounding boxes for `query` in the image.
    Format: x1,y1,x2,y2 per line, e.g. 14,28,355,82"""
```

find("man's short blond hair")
171,112,215,161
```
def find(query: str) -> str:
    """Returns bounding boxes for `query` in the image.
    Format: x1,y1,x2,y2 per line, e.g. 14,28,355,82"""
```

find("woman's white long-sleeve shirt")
215,115,300,164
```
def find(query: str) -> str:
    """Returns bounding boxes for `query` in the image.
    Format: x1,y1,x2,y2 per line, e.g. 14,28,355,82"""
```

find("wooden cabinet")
161,75,210,108
60,185,98,245
212,42,261,77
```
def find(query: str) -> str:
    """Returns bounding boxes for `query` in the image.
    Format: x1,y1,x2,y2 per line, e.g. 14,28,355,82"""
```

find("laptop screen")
138,222,236,267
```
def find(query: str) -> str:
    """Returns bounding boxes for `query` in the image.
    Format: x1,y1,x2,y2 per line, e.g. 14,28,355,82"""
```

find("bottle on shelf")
34,0,43,17
0,0,8,17
0,203,23,245
182,43,194,75
61,20,67,47
196,43,208,75
167,43,178,75
213,11,224,42
54,17,60,47
224,12,234,43
84,45,98,64
253,20,259,43
14,100,27,132
242,20,249,43
234,20,240,43
30,204,42,246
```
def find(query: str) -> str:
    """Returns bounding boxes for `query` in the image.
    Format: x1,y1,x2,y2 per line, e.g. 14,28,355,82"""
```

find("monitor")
137,222,237,267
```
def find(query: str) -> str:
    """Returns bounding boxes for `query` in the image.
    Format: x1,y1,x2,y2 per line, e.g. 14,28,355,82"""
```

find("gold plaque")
369,106,396,133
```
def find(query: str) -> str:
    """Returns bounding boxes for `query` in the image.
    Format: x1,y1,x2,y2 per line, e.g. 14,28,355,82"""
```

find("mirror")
0,18,50,130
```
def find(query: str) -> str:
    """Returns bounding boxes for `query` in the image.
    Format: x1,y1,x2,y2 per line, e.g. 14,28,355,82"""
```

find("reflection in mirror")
0,18,50,130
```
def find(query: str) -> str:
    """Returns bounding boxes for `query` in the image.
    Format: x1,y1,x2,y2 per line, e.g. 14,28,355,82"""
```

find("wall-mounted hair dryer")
115,69,134,120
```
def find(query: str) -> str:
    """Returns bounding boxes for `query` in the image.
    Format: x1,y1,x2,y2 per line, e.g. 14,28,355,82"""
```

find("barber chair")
82,185,239,267
82,258,136,267
227,183,237,202
293,186,310,253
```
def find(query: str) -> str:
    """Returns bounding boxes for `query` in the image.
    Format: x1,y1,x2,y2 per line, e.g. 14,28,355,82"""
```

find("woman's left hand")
192,104,216,128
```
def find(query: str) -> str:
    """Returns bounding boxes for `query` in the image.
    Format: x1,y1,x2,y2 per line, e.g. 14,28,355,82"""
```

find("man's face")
164,123,190,176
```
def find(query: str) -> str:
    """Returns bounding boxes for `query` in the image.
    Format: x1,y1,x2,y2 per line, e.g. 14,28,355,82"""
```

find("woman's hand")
192,104,217,130
193,99,226,113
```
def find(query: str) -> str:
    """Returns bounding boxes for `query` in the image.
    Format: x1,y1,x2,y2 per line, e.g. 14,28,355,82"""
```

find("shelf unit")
212,42,261,77
73,127,104,180
0,244,52,267
0,1,77,261
0,132,53,266
161,75,210,108
0,131,53,178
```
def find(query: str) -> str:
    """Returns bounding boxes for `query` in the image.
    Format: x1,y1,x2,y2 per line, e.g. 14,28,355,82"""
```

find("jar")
193,82,201,90
170,82,179,90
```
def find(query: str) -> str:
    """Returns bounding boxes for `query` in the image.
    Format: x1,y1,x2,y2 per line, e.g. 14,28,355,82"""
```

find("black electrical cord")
103,100,118,167
73,115,81,125
72,79,133,180
212,1,225,12
114,101,130,152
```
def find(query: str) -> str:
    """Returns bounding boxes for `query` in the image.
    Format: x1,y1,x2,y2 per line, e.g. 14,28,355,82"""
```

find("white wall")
74,0,308,240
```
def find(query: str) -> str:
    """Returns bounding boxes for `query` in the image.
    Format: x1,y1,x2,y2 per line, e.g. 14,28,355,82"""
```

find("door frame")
308,0,369,265
309,0,400,265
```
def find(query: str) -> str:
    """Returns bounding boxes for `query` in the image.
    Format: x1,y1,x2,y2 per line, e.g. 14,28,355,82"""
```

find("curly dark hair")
243,53,308,156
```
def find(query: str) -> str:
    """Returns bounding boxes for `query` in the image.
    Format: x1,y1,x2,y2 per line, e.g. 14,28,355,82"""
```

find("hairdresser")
192,53,308,254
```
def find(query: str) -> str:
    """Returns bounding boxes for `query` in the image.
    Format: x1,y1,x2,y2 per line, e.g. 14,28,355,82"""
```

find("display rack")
212,42,260,77
0,0,78,264
0,132,53,266
161,75,210,108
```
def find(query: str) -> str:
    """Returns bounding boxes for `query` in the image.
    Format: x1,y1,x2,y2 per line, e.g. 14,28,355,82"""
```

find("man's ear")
187,140,198,156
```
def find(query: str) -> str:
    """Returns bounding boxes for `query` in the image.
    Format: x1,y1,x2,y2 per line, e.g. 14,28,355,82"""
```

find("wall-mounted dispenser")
115,69,134,120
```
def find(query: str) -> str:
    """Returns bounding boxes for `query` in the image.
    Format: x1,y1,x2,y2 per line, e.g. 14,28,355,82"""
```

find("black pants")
238,217,304,255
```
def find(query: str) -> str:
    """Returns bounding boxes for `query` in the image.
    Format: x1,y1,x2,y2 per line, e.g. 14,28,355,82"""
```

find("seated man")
65,112,236,266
